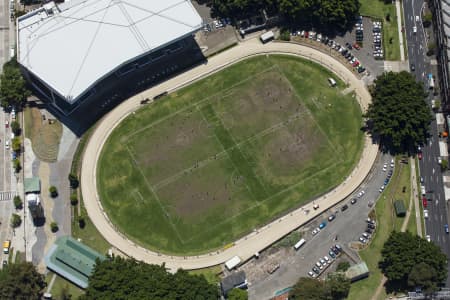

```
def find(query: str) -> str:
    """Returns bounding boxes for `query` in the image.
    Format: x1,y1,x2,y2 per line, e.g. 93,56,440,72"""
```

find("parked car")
316,261,323,269
319,222,327,229
328,251,336,258
362,232,370,239
351,198,357,204
359,237,367,243
418,152,423,160
353,43,360,50
426,235,431,242
422,197,428,208
308,271,317,278
328,214,336,222
341,204,349,211
445,224,449,234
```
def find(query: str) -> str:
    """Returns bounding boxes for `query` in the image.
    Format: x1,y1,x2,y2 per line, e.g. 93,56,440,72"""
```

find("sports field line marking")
152,111,307,191
271,62,346,163
183,161,340,243
122,65,279,142
124,145,185,244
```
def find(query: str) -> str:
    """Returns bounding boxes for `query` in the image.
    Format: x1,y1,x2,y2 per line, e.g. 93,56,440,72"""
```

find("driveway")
80,38,378,271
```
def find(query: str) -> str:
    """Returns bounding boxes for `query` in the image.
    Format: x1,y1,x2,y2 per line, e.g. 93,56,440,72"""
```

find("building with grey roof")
17,0,202,115
432,0,450,109
44,236,106,288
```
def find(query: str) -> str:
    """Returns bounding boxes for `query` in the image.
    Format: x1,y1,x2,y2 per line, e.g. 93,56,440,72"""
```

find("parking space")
333,17,385,77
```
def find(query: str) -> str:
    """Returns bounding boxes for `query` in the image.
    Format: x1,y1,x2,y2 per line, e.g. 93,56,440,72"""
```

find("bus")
428,73,435,90
294,238,306,250
260,31,274,43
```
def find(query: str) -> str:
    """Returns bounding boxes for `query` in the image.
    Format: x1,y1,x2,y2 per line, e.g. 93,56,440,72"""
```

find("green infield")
97,55,364,255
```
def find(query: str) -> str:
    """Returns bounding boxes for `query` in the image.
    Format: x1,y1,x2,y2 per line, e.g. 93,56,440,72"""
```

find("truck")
428,73,435,90
3,240,10,254
225,256,241,270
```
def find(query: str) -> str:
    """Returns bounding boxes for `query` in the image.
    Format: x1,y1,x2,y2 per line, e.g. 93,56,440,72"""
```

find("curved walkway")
80,38,378,271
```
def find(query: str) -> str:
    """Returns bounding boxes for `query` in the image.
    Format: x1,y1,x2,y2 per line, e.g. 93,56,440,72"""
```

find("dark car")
341,204,349,211
445,224,449,234
368,223,376,229
366,228,373,234
312,266,320,274
410,63,415,71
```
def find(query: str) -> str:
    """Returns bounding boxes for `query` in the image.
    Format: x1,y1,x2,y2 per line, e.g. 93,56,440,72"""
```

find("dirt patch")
24,107,62,163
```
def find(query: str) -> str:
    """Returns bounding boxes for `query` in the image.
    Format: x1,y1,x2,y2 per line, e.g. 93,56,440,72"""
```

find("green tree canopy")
0,60,30,108
82,256,218,300
228,288,248,300
408,262,439,294
0,262,46,299
325,273,351,300
380,232,447,289
289,277,325,299
365,71,431,153
11,120,21,136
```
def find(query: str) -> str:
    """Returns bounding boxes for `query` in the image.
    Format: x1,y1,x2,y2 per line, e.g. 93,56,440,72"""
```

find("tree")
70,193,78,206
289,277,325,300
0,262,46,299
49,186,58,198
78,217,86,229
68,173,79,189
82,256,218,299
336,261,350,272
380,232,447,289
228,288,248,300
10,213,21,228
0,60,30,108
427,42,436,56
50,222,59,233
12,137,21,153
13,159,21,173
441,159,448,171
423,12,432,27
408,262,439,294
279,0,360,33
365,71,431,153
325,273,351,300
13,195,23,209
10,121,20,136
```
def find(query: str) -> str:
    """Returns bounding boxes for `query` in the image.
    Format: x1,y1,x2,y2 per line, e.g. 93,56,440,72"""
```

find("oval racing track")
81,39,378,271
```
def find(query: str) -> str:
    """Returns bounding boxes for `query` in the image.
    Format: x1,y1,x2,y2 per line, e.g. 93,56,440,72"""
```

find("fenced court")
97,55,364,255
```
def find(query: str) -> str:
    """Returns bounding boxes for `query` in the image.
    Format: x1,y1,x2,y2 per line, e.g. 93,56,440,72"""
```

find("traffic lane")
248,154,393,299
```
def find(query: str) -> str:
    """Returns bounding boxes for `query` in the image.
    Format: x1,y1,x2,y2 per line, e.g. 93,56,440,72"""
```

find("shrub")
13,195,22,209
68,173,79,189
50,222,59,233
11,121,20,136
13,159,21,173
78,217,86,229
279,29,291,41
70,193,78,206
49,186,58,198
10,213,21,228
336,261,351,272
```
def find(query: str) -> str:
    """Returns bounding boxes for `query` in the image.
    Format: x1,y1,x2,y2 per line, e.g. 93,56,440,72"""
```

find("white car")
438,157,442,164
316,261,323,270
312,228,321,235
5,140,9,150
424,210,429,218
379,185,385,193
357,190,365,198
426,235,431,242
308,271,317,278
362,232,370,239
320,258,327,266
323,256,330,263
390,159,394,168
415,15,420,22
413,26,417,33
359,237,367,244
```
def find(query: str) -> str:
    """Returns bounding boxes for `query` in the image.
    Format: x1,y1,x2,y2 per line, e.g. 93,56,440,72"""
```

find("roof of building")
394,200,406,215
17,0,202,103
221,271,247,295
345,262,369,282
24,177,40,193
44,236,106,288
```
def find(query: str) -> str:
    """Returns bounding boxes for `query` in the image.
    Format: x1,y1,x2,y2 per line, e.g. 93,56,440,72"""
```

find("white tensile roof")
17,0,202,103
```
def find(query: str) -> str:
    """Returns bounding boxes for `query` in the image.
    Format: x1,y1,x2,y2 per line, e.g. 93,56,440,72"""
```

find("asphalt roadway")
403,0,450,286
80,38,378,271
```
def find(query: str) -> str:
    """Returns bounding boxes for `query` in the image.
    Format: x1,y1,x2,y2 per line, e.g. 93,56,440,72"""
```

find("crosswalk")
0,191,16,201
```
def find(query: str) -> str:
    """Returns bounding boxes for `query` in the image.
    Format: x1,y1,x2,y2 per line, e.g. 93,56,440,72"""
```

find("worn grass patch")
97,55,364,255
24,107,62,162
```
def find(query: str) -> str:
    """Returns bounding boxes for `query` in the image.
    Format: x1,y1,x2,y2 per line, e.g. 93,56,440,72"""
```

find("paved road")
80,39,378,271
403,0,450,286
249,153,393,300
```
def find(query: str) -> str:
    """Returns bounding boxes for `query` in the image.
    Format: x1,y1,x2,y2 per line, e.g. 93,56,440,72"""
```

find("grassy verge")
359,0,400,61
23,107,62,162
189,265,222,285
347,157,411,299
70,125,111,255
45,272,84,299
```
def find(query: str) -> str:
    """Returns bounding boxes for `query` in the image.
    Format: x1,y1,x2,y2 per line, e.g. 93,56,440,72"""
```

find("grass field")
359,0,400,61
97,55,364,255
45,272,84,299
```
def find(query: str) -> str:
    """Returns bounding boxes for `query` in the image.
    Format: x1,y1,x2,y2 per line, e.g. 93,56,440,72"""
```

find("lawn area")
24,107,62,162
347,158,412,300
189,265,222,286
45,272,84,299
97,55,364,255
359,0,400,60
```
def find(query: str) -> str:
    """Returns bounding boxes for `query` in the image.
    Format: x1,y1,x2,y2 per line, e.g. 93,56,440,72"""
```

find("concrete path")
396,0,406,61
80,39,378,271
411,157,423,237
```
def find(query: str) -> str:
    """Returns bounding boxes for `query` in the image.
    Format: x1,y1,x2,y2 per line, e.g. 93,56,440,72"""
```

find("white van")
294,238,306,250
328,78,337,87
